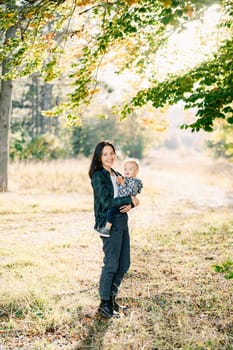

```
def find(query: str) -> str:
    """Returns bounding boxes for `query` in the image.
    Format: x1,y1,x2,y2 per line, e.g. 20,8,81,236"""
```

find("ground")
0,150,233,349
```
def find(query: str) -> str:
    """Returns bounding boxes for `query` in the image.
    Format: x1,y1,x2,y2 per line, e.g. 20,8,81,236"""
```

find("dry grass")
8,158,92,194
0,153,233,349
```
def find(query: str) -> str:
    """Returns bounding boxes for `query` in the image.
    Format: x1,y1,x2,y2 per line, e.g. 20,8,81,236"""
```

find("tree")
121,36,233,132
2,1,231,130
207,122,233,159
0,23,16,191
0,0,67,190
0,0,232,191
60,0,233,133
70,109,157,158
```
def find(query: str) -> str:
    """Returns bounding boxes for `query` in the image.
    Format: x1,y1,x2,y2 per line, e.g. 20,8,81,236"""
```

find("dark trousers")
99,213,130,300
106,207,119,224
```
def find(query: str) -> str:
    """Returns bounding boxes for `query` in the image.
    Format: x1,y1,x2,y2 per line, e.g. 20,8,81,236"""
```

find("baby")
97,158,143,237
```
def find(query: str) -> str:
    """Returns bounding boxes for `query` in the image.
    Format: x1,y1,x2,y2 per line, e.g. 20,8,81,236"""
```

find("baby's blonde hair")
123,158,140,171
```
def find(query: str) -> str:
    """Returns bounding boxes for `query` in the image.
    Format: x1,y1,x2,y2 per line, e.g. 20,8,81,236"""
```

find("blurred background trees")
0,0,233,191
10,79,159,160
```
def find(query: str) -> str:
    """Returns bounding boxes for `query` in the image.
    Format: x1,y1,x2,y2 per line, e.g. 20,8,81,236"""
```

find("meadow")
0,151,233,350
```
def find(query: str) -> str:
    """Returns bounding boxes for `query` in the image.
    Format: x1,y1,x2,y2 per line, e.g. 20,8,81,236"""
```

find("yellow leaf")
126,0,139,5
7,12,15,18
90,88,100,95
42,111,54,117
160,0,172,8
153,126,167,132
186,5,194,18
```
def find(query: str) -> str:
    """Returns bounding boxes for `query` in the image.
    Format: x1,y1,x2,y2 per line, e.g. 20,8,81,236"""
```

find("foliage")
70,111,157,159
214,259,233,280
9,110,157,159
65,0,233,131
1,0,233,132
10,130,68,160
206,122,233,159
120,131,145,159
10,131,31,161
25,134,68,160
0,0,68,79
69,116,118,158
122,37,233,132
117,113,151,159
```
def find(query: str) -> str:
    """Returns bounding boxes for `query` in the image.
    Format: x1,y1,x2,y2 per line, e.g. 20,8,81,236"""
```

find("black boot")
111,295,120,312
111,295,129,313
98,299,114,318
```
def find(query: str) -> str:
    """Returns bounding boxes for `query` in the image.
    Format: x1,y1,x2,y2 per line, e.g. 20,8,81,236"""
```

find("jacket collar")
99,167,120,176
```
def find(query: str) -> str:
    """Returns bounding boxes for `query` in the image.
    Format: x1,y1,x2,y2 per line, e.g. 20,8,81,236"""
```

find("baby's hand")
117,175,125,185
131,196,139,207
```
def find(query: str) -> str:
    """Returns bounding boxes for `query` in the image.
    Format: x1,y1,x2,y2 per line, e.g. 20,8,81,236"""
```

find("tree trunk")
0,25,16,192
31,73,40,136
41,82,53,133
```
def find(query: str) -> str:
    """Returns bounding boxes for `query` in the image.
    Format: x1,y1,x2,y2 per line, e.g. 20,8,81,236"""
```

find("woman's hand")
117,175,125,185
131,196,139,207
119,204,132,213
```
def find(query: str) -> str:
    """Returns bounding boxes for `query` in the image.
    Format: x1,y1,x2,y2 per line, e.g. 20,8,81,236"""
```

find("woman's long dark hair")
88,141,116,178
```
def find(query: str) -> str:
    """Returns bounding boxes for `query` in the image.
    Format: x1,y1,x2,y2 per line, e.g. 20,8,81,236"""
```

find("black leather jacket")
91,167,132,229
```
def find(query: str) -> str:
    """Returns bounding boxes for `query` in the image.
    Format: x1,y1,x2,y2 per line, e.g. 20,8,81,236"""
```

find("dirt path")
1,152,233,350
1,151,233,236
138,151,233,225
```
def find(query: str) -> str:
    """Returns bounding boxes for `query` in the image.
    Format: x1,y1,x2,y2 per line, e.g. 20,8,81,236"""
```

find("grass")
0,154,233,349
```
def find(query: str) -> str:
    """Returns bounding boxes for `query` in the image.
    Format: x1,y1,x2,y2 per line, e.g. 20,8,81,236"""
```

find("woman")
88,141,139,318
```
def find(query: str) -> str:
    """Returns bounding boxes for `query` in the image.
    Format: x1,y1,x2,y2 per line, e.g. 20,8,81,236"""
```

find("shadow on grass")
73,313,111,350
